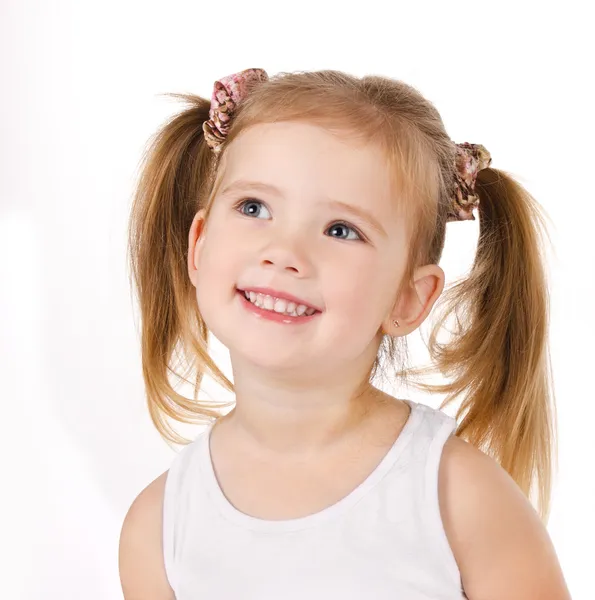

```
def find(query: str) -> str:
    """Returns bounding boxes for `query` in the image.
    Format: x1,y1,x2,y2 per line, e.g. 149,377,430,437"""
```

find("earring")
393,319,400,328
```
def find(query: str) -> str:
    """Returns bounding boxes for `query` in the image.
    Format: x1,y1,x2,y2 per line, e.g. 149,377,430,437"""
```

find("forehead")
220,122,395,215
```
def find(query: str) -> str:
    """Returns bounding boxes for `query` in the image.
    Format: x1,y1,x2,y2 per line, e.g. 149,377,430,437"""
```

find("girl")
119,68,571,599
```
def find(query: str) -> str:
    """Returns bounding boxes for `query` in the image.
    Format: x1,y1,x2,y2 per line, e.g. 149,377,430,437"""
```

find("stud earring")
393,319,400,327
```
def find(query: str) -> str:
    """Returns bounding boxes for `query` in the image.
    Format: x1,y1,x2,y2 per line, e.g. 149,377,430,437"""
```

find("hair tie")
448,142,492,222
202,68,269,153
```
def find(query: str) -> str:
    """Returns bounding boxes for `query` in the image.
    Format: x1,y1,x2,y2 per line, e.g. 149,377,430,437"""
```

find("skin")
187,121,445,460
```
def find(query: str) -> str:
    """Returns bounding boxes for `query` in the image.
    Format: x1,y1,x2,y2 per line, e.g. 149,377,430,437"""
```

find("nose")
259,236,313,277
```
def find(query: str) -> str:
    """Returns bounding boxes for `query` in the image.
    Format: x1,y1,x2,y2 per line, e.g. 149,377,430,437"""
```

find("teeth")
243,291,316,317
263,295,274,311
273,298,288,313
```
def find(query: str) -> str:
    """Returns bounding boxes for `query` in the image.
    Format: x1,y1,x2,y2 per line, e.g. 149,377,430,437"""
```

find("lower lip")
236,290,321,324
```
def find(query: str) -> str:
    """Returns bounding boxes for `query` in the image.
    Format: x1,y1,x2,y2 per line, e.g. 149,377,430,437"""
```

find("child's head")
188,118,443,386
185,70,467,383
128,68,556,523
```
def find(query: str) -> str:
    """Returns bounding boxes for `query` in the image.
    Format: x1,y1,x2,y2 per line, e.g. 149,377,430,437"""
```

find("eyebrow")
220,179,387,237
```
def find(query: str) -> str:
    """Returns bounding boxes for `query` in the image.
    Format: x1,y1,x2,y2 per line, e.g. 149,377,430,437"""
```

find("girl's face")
190,121,409,376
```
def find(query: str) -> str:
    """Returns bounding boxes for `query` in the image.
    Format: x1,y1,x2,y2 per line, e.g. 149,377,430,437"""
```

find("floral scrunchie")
449,142,492,221
202,68,269,153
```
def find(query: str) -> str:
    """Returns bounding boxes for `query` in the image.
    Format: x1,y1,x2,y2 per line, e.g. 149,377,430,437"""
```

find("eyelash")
233,198,367,242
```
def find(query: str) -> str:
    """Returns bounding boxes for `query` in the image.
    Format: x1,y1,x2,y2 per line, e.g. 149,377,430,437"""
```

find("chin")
229,338,317,373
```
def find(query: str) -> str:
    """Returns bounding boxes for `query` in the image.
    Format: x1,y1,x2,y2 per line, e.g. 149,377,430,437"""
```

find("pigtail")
408,167,557,524
127,94,234,447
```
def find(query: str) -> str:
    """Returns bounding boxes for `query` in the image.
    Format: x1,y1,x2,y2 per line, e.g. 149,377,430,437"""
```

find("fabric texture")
202,68,269,153
162,399,467,599
448,142,492,222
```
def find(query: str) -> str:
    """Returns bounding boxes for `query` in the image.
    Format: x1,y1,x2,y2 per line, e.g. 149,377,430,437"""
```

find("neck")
219,363,382,459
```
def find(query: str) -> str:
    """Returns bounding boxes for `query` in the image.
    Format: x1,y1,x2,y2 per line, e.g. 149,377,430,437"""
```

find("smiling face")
190,121,410,377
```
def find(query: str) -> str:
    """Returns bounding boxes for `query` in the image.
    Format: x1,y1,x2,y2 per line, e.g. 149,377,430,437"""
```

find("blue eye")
326,222,363,241
234,198,365,242
236,199,271,219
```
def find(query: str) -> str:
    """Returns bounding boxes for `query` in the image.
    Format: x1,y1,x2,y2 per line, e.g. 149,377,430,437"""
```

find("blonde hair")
127,69,557,524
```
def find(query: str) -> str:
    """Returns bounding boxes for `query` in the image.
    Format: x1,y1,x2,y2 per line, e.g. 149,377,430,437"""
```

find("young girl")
119,68,571,599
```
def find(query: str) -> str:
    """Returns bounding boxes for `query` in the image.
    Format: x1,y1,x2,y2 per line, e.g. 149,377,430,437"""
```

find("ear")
381,264,445,336
187,208,207,287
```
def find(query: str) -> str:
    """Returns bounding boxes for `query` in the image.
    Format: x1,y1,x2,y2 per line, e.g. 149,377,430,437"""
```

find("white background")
1,1,593,598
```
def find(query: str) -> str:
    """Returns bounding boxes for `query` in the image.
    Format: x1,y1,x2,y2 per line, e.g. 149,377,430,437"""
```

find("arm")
439,436,572,600
118,471,175,600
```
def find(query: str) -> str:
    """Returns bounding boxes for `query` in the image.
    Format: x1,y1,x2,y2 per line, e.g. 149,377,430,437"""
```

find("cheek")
196,217,240,276
325,259,389,315
194,238,236,311
327,250,380,290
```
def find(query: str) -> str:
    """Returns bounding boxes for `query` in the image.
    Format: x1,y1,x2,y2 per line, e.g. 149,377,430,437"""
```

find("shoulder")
118,470,175,600
438,435,571,600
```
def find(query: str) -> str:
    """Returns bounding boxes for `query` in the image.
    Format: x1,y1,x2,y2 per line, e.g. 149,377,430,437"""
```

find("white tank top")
163,399,466,599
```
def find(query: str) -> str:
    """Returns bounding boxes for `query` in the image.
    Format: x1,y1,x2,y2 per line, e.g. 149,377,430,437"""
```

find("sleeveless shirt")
162,399,467,599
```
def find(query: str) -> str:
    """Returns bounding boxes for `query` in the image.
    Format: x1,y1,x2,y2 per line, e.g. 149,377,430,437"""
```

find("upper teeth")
243,291,317,317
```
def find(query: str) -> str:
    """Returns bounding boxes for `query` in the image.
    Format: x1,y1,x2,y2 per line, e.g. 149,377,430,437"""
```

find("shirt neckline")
199,398,424,533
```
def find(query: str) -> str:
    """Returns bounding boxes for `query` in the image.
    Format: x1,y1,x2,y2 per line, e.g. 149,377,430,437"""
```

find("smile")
236,289,321,324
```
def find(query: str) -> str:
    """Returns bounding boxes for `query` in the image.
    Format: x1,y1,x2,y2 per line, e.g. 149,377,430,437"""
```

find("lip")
237,290,321,324
236,286,322,312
